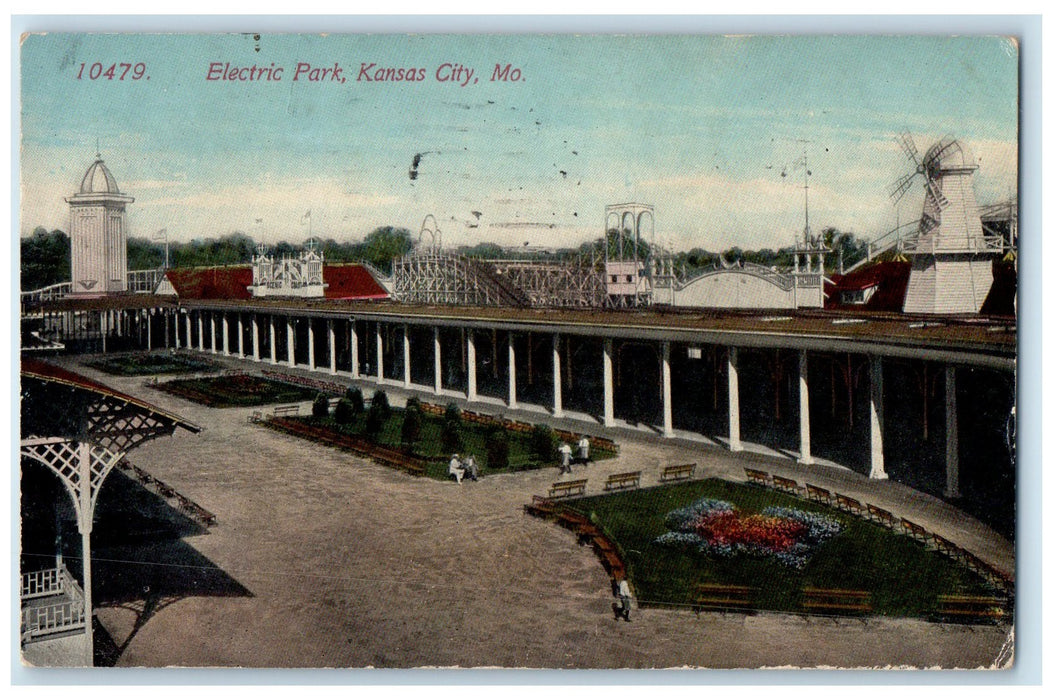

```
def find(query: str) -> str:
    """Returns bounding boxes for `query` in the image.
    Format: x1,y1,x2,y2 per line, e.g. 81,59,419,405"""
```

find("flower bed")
158,374,318,407
87,352,215,376
655,498,843,569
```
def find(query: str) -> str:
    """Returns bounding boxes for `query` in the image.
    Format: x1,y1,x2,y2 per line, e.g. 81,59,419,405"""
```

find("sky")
19,33,1019,253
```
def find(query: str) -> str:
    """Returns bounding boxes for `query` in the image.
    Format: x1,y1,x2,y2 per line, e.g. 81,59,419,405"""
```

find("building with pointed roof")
65,155,134,295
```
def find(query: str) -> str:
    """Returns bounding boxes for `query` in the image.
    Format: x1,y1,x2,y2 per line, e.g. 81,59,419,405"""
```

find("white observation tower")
66,154,134,295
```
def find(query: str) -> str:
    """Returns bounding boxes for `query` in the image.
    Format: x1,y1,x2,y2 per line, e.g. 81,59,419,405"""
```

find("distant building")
66,155,133,295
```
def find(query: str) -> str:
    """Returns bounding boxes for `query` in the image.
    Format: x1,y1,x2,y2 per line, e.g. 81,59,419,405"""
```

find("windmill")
888,132,1004,314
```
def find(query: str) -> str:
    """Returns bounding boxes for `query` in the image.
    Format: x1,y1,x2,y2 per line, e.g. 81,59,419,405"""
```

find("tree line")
21,224,869,291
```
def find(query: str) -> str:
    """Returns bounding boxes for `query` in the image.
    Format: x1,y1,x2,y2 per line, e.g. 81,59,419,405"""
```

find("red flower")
693,511,807,552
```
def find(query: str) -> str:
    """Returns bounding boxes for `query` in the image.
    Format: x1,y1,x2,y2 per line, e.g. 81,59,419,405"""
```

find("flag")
301,210,311,225
153,228,167,239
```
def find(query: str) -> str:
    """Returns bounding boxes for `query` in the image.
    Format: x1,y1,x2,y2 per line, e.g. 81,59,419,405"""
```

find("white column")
869,355,888,479
375,323,384,382
661,341,674,438
197,314,205,351
185,314,192,350
798,350,813,464
286,318,295,367
433,327,442,395
466,329,477,401
307,319,316,371
237,315,245,357
507,333,517,409
328,320,337,375
252,316,260,361
210,314,217,354
174,312,181,349
403,325,412,388
222,314,230,356
350,320,359,379
603,338,614,427
944,365,960,498
727,347,742,452
77,442,95,667
146,310,153,351
552,333,563,418
269,317,277,364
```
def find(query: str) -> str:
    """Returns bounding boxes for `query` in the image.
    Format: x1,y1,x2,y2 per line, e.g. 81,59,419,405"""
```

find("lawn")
87,352,215,376
569,479,998,618
298,410,616,479
159,374,318,407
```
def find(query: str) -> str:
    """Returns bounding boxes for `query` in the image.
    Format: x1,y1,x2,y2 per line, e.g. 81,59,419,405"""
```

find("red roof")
165,264,388,301
826,261,912,312
166,266,253,300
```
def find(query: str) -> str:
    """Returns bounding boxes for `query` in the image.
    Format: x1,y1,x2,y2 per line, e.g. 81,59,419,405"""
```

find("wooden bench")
935,595,1007,623
834,493,865,516
802,587,873,616
805,483,833,506
549,479,588,499
744,468,770,486
660,463,696,482
900,517,931,544
694,583,756,614
931,533,967,561
604,471,642,491
866,503,897,528
272,404,300,417
524,495,559,518
772,475,802,496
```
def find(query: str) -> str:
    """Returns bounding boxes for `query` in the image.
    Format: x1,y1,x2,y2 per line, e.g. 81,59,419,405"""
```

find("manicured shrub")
371,390,392,419
443,402,461,423
345,386,365,414
401,405,423,452
333,398,354,424
312,393,329,418
530,423,556,463
441,403,465,453
405,396,422,413
486,426,511,472
365,400,386,438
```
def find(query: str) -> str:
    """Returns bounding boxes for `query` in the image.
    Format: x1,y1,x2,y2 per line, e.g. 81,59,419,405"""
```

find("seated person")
448,454,465,483
465,454,479,481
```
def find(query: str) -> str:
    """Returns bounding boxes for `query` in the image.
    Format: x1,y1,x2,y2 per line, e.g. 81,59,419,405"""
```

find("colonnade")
127,306,986,492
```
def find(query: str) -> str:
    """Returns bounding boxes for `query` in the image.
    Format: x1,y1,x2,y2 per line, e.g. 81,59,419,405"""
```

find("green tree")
441,402,464,453
362,226,414,274
345,386,365,415
312,393,330,418
333,398,354,425
486,426,511,472
365,399,386,439
401,405,423,452
371,390,392,419
530,424,556,463
20,227,70,290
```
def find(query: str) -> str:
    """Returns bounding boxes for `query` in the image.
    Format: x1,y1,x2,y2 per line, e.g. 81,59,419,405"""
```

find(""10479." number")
76,62,148,80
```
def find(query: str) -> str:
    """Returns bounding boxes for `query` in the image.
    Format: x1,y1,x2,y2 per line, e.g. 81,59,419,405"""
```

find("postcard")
18,31,1019,670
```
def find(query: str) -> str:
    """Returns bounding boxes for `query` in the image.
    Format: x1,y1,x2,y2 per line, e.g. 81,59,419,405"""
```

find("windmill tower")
890,133,1003,314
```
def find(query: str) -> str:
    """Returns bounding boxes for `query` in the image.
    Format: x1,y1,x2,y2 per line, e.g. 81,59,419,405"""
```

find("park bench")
802,587,873,616
591,437,618,453
834,493,865,516
592,537,625,579
604,471,642,491
660,463,696,482
935,595,1007,623
694,583,757,614
931,533,966,561
549,479,588,499
772,475,802,496
805,483,833,506
524,495,559,519
900,517,931,544
744,468,770,486
272,404,300,417
866,503,897,528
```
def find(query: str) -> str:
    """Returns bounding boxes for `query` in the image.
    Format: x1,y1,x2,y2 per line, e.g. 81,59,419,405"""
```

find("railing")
20,565,87,642
20,281,72,308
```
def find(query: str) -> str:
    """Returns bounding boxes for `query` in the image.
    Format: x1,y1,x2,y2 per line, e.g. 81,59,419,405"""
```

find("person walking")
558,442,573,474
577,435,590,465
615,578,633,621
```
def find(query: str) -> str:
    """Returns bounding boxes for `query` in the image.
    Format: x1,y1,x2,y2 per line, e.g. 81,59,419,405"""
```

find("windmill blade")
889,171,917,203
925,137,957,171
925,173,950,211
897,130,921,167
